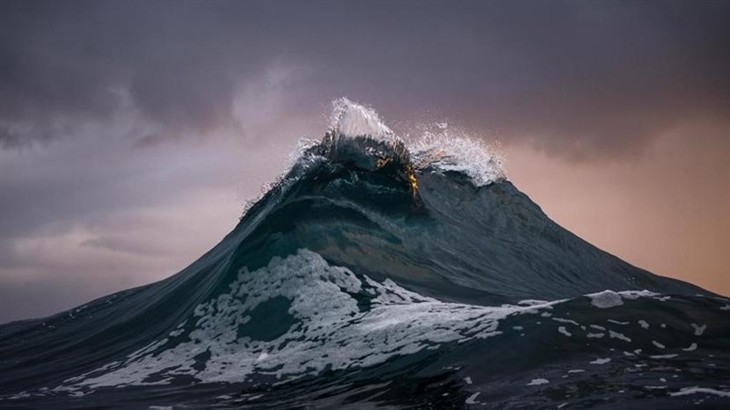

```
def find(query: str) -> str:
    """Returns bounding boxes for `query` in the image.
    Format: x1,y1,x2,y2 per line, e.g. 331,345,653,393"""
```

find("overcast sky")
1,0,729,322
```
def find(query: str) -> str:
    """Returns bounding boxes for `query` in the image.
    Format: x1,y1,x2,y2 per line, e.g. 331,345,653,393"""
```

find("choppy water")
1,99,728,409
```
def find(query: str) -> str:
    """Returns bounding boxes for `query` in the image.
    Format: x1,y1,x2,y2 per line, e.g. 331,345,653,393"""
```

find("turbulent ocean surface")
1,99,728,409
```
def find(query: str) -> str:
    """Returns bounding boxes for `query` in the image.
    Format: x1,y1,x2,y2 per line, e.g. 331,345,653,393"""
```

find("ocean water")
1,99,728,409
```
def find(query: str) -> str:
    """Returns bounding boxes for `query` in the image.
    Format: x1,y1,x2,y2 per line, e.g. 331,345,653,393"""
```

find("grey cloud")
0,96,311,322
1,1,729,157
0,280,122,322
1,0,729,322
80,236,162,257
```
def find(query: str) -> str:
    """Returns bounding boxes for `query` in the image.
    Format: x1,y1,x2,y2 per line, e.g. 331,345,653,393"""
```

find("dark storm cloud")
1,0,730,322
1,1,728,156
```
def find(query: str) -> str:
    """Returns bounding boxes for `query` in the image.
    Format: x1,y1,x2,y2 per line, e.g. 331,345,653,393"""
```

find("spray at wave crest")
245,97,504,216
241,97,507,217
292,98,504,190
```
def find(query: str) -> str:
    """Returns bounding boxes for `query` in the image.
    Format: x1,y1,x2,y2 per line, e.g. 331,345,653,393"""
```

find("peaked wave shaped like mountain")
1,98,728,409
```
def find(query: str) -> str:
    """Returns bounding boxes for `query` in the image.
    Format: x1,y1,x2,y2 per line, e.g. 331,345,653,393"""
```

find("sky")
1,1,728,323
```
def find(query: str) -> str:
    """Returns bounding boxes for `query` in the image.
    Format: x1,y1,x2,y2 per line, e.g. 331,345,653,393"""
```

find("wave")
1,98,728,409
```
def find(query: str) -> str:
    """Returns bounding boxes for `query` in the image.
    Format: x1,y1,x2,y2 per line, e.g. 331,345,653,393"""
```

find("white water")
299,97,506,187
52,248,688,393
47,254,705,400
329,97,394,140
60,250,530,390
245,98,506,219
408,128,505,186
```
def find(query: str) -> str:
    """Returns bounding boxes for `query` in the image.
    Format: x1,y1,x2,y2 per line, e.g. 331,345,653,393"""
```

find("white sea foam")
465,392,481,404
526,378,549,386
45,250,689,395
650,354,678,359
691,323,707,336
682,343,698,352
607,319,629,325
552,317,579,326
620,290,658,300
517,299,550,306
609,330,632,342
58,250,554,391
409,130,505,186
588,290,623,308
669,387,730,397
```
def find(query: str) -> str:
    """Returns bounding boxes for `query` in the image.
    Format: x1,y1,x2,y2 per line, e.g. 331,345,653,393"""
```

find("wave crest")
328,97,394,140
290,98,505,193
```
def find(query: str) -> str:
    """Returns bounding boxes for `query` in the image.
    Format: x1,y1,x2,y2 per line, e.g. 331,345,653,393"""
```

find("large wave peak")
294,98,505,193
4,98,727,408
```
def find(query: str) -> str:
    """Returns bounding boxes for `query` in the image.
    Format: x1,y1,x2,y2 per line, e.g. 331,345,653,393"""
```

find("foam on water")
588,290,624,308
48,254,696,398
691,323,707,336
58,250,553,391
670,387,730,398
3,276,722,405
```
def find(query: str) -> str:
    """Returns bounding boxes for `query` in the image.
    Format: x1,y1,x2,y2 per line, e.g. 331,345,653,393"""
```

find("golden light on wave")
375,157,391,169
405,163,418,198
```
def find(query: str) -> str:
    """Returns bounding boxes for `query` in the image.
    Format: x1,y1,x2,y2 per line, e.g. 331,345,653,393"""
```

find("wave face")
1,99,728,409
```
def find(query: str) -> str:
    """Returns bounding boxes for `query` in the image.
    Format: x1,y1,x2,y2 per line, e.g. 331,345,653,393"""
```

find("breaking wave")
1,98,727,409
